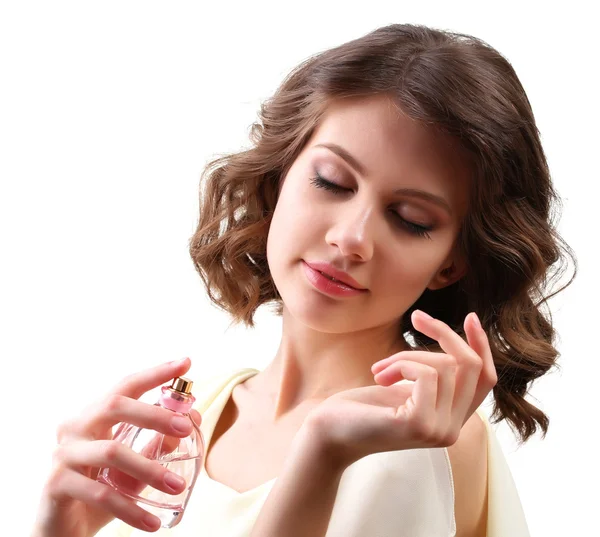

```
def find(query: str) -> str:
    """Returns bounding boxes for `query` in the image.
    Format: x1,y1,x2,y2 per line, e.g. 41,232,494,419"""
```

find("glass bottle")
97,376,204,528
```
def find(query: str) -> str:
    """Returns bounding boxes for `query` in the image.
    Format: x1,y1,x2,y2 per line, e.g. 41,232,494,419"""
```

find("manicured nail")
164,471,186,491
471,312,481,329
415,310,432,320
170,357,188,366
172,415,192,433
142,513,161,531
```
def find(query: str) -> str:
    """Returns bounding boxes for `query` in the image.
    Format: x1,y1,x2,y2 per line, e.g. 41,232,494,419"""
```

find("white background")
1,1,597,536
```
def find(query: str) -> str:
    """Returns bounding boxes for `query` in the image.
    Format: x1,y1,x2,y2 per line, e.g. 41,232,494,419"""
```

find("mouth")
316,269,356,288
302,260,367,291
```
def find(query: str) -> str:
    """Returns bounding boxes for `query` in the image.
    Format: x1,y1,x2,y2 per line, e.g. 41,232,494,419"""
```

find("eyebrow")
392,188,453,216
315,142,368,176
313,142,453,216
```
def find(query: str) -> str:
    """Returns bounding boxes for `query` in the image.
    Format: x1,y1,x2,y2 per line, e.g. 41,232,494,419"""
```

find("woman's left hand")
304,309,498,468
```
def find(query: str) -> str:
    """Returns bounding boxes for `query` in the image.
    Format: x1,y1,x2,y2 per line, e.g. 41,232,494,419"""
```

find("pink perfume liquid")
97,377,204,528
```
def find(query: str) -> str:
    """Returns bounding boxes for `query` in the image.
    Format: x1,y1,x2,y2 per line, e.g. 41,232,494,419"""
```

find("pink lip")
302,262,367,298
303,260,367,291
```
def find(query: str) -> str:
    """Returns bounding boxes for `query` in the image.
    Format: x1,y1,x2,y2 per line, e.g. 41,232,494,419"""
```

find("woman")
32,23,576,537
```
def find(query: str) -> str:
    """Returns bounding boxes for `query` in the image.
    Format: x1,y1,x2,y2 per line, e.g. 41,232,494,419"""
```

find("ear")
427,251,468,291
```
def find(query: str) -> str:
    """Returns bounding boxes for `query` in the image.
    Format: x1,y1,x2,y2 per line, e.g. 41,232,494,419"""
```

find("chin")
275,269,356,333
285,305,358,334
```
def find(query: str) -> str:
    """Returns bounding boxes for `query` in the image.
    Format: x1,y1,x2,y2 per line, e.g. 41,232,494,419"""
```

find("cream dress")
98,367,530,537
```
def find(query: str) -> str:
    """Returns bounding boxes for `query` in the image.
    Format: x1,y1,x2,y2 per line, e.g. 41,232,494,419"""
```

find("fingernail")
472,312,481,329
164,471,186,491
172,415,192,433
415,310,432,320
170,357,188,366
142,513,161,531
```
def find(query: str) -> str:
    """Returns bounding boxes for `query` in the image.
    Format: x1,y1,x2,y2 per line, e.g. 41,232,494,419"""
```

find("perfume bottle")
97,377,204,528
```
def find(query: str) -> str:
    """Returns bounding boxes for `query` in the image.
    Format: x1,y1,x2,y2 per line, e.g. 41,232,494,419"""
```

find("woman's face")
266,94,471,335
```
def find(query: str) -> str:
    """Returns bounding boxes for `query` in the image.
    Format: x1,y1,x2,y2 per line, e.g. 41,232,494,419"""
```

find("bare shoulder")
446,411,488,537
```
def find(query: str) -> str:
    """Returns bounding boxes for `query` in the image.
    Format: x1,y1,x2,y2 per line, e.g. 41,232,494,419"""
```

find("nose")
324,201,376,262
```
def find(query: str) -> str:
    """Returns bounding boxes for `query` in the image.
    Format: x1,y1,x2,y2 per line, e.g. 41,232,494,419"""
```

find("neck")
246,306,408,421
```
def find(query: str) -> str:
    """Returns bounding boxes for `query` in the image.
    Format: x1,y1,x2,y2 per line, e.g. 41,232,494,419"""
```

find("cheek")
266,191,314,267
271,184,319,240
381,245,449,291
385,259,429,291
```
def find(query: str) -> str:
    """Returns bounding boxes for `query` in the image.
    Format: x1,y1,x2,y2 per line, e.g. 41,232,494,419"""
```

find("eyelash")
309,173,433,239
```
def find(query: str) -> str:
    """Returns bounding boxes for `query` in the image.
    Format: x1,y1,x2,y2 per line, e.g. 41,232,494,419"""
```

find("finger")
55,439,187,497
411,311,481,367
411,311,484,422
374,352,456,415
190,409,202,427
108,431,180,490
371,353,403,375
109,357,192,400
48,466,162,532
373,350,447,378
464,312,497,419
435,313,484,426
141,428,181,461
70,395,193,441
388,361,438,432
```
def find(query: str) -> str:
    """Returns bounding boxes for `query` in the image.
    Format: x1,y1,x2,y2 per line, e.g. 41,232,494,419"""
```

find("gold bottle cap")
171,376,193,394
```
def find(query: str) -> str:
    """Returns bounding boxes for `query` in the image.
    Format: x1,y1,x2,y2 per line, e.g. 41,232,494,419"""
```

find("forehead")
306,94,472,217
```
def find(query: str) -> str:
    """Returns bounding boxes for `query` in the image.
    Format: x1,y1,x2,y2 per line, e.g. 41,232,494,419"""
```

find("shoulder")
446,410,488,537
191,367,259,413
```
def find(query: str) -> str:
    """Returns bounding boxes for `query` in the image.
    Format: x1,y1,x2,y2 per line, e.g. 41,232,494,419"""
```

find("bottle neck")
159,385,195,413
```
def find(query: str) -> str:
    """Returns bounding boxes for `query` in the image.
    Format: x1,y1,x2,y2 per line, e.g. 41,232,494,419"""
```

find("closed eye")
309,172,433,239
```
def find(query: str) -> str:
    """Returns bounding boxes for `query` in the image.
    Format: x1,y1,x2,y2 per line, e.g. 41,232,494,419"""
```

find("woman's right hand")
31,357,202,537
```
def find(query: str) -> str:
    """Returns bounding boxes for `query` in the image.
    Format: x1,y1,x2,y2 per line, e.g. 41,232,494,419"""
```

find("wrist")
249,416,347,537
293,412,351,476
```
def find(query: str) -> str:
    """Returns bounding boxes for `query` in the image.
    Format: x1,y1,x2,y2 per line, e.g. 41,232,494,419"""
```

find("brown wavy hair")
188,23,577,445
